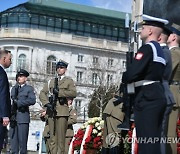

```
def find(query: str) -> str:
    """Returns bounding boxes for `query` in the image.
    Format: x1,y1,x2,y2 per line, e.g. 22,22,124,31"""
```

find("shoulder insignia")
135,52,143,60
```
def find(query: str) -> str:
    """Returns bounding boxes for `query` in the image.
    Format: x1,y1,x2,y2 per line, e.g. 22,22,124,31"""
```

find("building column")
13,46,18,72
28,47,33,72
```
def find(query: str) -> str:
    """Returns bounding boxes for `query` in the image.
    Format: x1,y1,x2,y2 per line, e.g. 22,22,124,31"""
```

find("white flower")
100,120,104,127
97,132,102,136
80,125,85,129
84,122,88,127
92,129,98,134
95,122,100,127
97,126,102,130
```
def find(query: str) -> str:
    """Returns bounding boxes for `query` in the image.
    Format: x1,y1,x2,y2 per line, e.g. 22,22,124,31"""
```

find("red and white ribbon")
80,125,93,154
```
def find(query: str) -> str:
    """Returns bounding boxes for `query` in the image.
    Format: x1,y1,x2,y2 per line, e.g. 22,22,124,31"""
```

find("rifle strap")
48,79,53,96
53,118,56,136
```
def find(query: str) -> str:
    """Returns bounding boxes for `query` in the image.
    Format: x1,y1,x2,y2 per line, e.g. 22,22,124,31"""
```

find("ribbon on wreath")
68,134,76,154
80,124,93,154
132,127,138,154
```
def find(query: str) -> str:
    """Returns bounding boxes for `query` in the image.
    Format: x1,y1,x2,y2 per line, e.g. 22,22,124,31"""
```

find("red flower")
93,136,101,143
85,136,92,143
72,128,85,150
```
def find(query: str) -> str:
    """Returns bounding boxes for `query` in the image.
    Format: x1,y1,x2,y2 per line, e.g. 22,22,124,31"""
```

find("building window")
46,55,56,75
78,55,84,62
122,60,126,68
92,73,98,85
108,59,113,67
107,74,113,85
17,54,26,70
75,99,81,113
93,57,98,64
77,71,83,83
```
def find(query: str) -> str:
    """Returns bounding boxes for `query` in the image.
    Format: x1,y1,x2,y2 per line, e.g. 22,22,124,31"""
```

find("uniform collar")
160,43,167,47
0,64,5,70
19,84,25,88
169,46,179,50
60,75,65,80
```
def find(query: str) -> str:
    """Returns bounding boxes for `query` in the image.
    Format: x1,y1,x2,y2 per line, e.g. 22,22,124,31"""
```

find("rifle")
117,51,134,130
47,76,58,117
10,85,19,128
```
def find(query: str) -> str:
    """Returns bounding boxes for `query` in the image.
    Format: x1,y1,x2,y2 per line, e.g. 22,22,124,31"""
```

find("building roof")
2,0,130,26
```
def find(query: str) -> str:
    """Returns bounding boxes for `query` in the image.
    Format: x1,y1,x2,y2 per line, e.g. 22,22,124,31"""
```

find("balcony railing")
0,27,128,52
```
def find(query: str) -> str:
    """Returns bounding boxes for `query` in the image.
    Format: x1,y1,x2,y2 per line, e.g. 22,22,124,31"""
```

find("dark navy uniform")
122,41,167,154
10,70,36,154
160,43,175,154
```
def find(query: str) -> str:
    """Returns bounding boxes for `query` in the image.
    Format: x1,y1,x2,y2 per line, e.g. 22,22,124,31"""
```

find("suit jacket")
0,66,11,119
39,76,77,116
11,83,36,123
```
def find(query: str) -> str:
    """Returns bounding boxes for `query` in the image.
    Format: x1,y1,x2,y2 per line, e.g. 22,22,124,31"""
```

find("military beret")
162,26,172,36
169,23,180,36
142,14,169,29
56,59,68,69
16,69,29,80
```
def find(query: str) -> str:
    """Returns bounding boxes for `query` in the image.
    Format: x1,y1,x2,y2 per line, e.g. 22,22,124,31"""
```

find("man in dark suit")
10,69,36,154
0,49,12,152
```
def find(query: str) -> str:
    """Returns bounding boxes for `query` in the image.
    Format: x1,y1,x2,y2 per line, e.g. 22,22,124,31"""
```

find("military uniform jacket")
11,83,36,123
122,41,166,83
170,47,180,107
66,106,77,137
103,98,124,122
122,41,166,102
39,76,77,116
171,47,180,82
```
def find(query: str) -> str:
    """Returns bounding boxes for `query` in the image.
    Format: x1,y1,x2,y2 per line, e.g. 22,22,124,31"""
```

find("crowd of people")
0,14,179,154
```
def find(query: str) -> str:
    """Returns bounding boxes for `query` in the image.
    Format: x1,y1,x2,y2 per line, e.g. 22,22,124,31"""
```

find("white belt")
134,80,159,87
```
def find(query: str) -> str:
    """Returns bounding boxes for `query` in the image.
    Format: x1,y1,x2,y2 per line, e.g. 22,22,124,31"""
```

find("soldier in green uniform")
40,110,51,154
39,60,77,154
167,24,180,154
102,94,124,154
65,98,77,154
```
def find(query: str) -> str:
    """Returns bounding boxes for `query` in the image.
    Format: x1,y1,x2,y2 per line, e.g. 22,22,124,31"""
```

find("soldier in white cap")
121,14,168,154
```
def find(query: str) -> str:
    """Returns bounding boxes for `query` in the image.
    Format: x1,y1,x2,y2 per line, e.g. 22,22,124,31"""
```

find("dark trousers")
160,105,173,154
134,98,166,154
0,124,6,152
10,123,29,154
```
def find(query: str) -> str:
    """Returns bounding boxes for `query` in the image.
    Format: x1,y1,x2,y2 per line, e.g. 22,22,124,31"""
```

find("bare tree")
85,52,124,118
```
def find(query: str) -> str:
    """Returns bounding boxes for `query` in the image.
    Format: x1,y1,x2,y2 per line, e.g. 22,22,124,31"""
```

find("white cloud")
90,0,132,13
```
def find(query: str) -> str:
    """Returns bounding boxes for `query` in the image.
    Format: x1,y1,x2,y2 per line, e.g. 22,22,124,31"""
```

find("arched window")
46,55,56,75
18,54,26,70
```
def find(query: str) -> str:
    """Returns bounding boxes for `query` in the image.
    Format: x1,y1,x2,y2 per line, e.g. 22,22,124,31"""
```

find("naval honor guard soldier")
39,59,77,154
10,69,36,154
122,15,168,154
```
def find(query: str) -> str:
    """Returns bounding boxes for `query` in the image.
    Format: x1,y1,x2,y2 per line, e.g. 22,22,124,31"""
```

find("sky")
0,0,132,13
